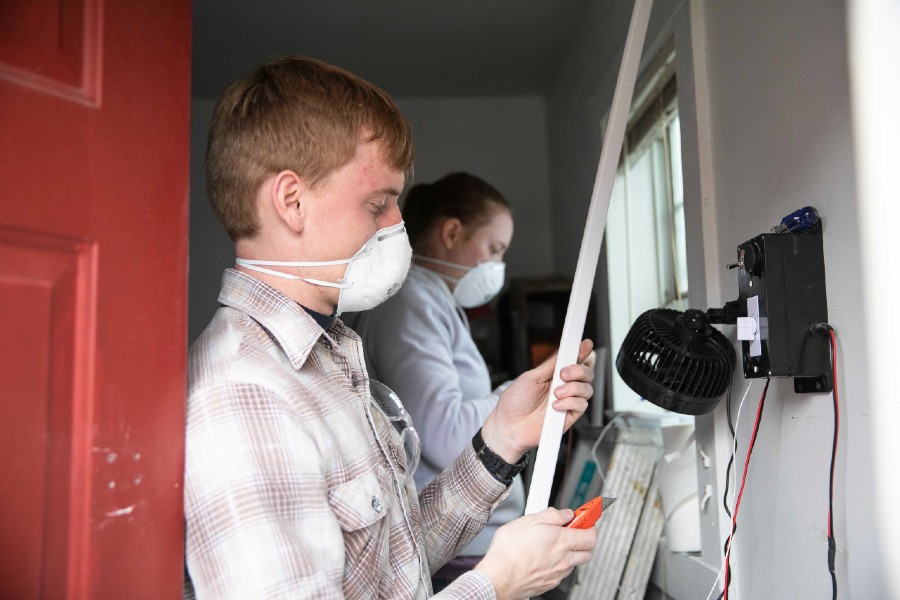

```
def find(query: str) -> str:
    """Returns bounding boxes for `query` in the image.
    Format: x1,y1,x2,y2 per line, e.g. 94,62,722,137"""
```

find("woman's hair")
207,56,414,241
403,172,510,253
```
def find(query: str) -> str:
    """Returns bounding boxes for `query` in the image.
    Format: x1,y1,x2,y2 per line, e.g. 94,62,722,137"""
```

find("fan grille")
616,308,735,415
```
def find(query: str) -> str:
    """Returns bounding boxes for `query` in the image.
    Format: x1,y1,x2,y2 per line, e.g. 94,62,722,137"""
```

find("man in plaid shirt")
185,56,598,600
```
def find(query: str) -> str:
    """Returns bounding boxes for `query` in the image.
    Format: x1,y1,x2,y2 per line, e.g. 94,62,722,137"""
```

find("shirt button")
371,497,382,512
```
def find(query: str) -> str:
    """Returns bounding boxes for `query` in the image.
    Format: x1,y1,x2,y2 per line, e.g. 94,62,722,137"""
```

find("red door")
0,1,191,597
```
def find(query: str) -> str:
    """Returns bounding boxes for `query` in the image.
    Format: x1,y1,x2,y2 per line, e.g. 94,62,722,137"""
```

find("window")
606,52,689,412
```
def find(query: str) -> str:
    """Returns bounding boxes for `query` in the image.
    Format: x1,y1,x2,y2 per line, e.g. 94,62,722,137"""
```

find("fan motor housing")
736,227,831,393
616,308,735,415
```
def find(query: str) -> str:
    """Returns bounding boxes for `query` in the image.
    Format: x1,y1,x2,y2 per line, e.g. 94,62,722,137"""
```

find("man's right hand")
473,508,599,600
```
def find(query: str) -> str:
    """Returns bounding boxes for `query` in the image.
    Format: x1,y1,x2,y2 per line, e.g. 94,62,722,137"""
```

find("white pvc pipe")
525,0,655,514
847,0,900,595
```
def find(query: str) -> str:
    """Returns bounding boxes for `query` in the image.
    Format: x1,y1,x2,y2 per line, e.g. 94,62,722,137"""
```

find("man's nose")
378,205,402,228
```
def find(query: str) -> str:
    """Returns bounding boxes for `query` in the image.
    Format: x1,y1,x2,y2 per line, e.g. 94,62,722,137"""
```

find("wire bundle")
708,325,840,600
721,379,770,600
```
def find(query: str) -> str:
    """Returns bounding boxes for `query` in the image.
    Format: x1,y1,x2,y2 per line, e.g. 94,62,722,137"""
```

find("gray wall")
394,96,554,279
545,0,886,597
189,95,554,342
188,98,233,343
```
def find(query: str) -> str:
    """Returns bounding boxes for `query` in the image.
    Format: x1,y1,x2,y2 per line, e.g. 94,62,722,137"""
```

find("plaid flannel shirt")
184,269,509,599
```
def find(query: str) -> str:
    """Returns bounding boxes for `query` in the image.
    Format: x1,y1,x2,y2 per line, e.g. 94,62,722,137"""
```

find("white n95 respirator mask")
235,221,412,315
418,256,506,308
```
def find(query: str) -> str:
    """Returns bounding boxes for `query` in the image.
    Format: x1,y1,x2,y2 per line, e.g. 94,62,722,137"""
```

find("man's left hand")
481,339,595,464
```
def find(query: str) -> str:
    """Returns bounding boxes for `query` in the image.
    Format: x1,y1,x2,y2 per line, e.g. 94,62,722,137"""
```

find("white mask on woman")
417,256,506,308
236,221,412,315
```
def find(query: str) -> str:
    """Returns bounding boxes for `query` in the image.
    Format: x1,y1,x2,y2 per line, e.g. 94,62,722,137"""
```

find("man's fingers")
568,549,595,567
536,507,574,526
554,381,593,401
560,363,595,384
582,350,597,369
554,398,589,418
577,339,594,364
563,524,599,550
529,340,594,384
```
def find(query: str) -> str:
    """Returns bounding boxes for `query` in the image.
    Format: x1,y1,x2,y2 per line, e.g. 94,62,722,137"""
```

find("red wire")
722,329,838,600
723,379,770,600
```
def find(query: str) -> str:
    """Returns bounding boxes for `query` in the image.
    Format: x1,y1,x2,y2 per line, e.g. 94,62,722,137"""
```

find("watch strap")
472,428,528,486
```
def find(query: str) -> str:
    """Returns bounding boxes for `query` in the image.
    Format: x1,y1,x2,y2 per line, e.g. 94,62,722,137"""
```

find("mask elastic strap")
414,257,462,285
235,259,351,289
416,255,471,272
237,256,353,268
433,272,461,285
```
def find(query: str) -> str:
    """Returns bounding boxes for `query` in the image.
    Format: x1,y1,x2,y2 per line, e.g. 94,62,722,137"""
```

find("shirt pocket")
328,465,393,532
328,466,396,597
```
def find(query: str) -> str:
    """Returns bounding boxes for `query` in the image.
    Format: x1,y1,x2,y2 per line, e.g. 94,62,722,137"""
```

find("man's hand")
473,508,598,600
481,339,595,463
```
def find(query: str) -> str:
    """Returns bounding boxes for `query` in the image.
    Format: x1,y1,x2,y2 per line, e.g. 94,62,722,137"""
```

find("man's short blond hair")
207,56,415,241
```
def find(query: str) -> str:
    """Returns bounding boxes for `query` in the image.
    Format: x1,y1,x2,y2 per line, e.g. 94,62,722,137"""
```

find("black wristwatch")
472,428,529,486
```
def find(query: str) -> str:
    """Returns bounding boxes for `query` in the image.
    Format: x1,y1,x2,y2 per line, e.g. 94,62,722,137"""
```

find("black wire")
827,329,838,600
723,454,736,519
725,370,736,436
722,372,736,518
812,323,838,599
829,537,837,599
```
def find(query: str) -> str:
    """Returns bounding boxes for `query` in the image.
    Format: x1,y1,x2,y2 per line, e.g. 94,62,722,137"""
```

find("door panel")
0,0,101,103
0,0,190,597
0,228,96,599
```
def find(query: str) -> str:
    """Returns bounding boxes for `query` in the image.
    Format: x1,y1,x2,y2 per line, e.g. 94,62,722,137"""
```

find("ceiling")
192,0,591,98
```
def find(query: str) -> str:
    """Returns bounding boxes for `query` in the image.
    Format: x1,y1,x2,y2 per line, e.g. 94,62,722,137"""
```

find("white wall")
848,0,900,595
698,0,885,597
189,95,555,341
546,0,886,597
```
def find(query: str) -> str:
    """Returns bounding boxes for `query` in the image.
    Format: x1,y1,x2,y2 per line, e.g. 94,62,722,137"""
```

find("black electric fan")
616,307,736,415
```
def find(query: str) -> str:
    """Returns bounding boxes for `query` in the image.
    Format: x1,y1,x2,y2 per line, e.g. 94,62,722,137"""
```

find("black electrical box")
736,227,831,393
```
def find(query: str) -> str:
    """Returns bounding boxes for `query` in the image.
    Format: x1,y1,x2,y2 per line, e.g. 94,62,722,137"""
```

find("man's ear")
269,170,306,233
439,217,463,251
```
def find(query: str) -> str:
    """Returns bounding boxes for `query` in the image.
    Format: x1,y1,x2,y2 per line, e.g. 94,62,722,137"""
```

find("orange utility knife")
565,496,617,529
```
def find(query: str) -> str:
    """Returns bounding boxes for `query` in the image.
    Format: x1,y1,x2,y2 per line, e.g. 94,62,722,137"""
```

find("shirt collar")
301,305,337,330
218,268,348,370
411,264,452,297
